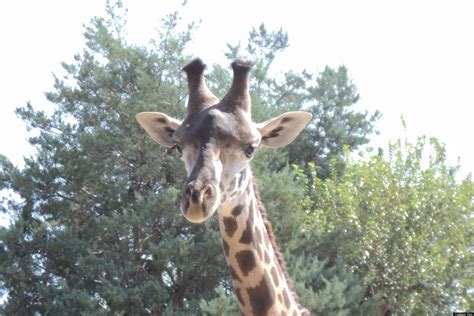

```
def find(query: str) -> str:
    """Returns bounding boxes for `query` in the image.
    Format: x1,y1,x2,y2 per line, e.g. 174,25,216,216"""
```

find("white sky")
0,0,473,178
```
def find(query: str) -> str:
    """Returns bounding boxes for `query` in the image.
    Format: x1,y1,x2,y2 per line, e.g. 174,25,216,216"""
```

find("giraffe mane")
251,179,302,306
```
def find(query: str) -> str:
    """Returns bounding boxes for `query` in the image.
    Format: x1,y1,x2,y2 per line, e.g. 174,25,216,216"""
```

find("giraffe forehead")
175,107,259,146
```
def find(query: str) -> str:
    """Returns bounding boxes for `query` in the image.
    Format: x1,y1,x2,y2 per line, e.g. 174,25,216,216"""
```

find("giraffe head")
136,59,311,223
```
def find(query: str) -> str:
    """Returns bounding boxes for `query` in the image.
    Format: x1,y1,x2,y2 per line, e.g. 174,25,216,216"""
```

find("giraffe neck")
218,168,307,316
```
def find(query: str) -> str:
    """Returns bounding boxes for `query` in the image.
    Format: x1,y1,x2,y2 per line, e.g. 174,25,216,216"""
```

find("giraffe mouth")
181,182,220,223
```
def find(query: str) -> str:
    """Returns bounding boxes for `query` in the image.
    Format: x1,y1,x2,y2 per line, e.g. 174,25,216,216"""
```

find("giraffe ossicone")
136,58,311,315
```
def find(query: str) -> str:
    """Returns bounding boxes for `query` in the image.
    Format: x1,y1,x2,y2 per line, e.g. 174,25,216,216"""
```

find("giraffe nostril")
186,183,202,204
185,184,193,197
185,182,214,205
202,185,213,199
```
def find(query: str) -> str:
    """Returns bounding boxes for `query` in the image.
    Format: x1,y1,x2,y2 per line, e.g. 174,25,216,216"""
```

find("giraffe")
136,58,312,316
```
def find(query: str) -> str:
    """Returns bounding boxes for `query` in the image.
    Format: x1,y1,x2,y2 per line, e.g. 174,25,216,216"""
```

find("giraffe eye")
244,145,255,158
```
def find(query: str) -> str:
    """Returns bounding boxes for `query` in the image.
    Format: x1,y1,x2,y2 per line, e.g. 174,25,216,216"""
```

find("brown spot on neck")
247,272,275,315
235,250,256,277
231,204,244,217
239,205,253,244
223,216,238,237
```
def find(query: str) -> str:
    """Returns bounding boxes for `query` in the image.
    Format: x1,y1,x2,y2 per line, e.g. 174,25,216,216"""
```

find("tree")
290,65,381,177
301,137,474,314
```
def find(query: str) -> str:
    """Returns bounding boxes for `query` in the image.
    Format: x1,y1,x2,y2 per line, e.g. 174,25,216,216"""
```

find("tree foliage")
299,137,474,314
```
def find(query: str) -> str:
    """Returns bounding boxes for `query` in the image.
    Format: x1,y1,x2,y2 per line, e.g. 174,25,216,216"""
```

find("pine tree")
290,65,381,177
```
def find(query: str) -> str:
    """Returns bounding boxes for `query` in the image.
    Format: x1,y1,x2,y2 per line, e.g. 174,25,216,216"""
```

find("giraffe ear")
257,111,312,148
136,112,182,147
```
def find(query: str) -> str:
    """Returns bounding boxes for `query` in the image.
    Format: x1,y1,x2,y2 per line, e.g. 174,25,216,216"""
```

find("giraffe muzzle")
181,181,218,223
